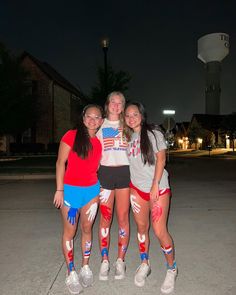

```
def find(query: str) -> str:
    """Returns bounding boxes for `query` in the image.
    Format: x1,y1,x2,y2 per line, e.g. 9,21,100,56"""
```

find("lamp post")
163,110,175,131
163,109,176,161
101,37,109,98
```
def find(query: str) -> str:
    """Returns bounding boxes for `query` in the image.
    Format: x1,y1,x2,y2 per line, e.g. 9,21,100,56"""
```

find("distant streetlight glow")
197,138,203,144
162,109,176,162
101,38,109,48
101,37,109,97
163,110,175,115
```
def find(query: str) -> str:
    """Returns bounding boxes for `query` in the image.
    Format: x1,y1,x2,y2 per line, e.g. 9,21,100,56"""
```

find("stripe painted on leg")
161,245,173,255
167,261,177,270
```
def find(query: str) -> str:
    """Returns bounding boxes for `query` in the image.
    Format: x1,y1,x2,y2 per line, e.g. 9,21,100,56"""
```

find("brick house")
187,114,227,149
174,122,190,149
20,52,85,146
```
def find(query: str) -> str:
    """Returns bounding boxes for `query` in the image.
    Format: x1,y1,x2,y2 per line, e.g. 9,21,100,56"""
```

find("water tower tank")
197,33,229,115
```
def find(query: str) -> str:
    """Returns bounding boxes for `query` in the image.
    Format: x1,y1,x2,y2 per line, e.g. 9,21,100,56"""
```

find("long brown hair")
124,101,162,165
73,104,104,159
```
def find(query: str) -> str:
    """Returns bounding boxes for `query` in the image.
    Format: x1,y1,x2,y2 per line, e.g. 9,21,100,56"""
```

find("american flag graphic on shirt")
102,127,128,149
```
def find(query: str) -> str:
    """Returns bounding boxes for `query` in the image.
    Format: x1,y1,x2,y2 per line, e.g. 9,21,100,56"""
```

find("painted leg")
151,193,177,294
61,205,79,273
79,197,98,288
115,188,130,260
130,189,151,287
114,188,130,279
151,192,175,267
99,189,115,280
99,189,114,261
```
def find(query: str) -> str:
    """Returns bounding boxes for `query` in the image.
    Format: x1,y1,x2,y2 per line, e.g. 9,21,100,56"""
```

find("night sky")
1,0,236,124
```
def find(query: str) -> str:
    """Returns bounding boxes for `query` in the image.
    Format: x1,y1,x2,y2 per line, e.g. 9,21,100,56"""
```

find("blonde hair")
104,91,126,126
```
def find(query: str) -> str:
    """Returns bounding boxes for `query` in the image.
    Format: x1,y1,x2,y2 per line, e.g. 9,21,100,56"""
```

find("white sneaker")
65,271,83,294
161,268,178,294
114,258,126,280
134,262,151,287
79,265,93,288
99,260,110,281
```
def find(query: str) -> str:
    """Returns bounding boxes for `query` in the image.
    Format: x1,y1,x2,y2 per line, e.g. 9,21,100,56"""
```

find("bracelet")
56,189,64,191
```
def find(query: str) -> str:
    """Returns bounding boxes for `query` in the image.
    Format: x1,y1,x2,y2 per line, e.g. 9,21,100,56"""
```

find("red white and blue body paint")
64,182,100,225
119,228,126,238
66,240,74,272
99,189,111,203
84,241,92,259
138,233,148,261
167,261,177,270
161,245,173,255
67,207,78,225
151,204,163,222
100,205,112,221
118,228,127,252
86,203,98,222
130,194,141,214
101,227,109,257
121,245,127,253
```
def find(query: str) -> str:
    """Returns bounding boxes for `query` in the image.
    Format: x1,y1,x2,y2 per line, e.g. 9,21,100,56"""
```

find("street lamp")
163,109,176,131
162,109,176,161
0,55,3,83
101,37,109,98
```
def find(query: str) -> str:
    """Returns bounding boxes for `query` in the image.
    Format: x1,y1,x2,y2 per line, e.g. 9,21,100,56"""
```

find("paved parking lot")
0,157,236,295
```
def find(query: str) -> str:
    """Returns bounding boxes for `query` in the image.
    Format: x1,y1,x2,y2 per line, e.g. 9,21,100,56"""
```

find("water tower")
198,33,229,115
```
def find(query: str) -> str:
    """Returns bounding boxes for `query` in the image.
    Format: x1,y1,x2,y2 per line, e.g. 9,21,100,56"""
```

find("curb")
0,174,55,180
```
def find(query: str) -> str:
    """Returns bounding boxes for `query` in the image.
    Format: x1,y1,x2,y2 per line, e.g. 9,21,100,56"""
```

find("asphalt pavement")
0,157,236,295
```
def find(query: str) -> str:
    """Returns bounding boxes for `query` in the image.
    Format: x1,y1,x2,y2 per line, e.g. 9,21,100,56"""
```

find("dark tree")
0,43,35,139
221,114,236,152
90,65,131,106
188,125,207,149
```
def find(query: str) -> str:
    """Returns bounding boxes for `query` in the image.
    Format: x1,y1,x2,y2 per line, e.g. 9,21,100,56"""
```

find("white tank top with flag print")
96,118,129,166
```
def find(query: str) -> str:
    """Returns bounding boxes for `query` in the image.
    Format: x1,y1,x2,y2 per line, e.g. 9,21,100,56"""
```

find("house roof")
21,51,82,97
182,121,190,130
191,114,227,131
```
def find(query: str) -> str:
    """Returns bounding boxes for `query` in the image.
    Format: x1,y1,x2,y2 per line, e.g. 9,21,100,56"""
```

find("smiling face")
83,106,103,134
125,104,143,132
106,93,125,120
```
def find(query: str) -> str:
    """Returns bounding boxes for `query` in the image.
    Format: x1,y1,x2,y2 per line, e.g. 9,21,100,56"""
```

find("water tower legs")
205,61,221,115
